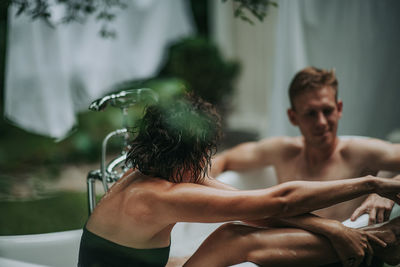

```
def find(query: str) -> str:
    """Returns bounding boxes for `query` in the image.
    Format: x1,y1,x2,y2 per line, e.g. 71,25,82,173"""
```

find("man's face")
287,87,343,148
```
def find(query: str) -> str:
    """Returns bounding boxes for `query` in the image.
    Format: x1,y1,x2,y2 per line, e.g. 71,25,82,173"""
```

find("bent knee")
212,222,258,242
186,223,257,266
213,223,268,259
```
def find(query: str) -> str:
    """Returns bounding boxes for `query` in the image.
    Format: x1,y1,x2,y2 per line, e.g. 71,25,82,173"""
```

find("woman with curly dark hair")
78,92,400,267
125,93,222,184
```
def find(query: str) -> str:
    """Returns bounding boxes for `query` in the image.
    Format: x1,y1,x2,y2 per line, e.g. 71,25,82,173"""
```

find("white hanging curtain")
268,0,400,139
5,0,194,139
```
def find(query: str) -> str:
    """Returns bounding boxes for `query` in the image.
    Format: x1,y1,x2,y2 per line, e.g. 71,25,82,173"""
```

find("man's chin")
311,133,335,147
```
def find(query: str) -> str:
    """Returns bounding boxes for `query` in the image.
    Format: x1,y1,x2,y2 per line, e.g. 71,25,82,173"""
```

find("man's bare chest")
275,156,364,183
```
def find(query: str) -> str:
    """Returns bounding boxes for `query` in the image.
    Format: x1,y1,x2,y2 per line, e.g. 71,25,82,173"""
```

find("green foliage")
7,0,277,39
223,0,278,24
160,37,240,109
9,0,128,38
109,37,240,116
0,191,92,235
0,105,124,173
0,120,64,172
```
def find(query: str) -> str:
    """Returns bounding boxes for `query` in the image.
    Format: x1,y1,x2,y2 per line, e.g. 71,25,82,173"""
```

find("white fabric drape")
5,0,194,139
213,0,400,140
268,0,400,139
211,0,278,135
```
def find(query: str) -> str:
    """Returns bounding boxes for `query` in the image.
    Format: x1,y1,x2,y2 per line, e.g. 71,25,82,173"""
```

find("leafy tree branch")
8,0,276,37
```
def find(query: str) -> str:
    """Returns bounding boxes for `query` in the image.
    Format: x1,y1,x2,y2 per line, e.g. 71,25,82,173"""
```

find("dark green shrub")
160,37,240,109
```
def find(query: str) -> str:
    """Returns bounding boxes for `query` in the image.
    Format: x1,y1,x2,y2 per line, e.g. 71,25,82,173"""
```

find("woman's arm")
200,177,387,266
253,214,386,266
155,176,400,224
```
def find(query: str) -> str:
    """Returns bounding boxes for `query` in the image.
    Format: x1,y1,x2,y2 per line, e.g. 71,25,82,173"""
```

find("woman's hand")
351,193,394,225
327,222,386,267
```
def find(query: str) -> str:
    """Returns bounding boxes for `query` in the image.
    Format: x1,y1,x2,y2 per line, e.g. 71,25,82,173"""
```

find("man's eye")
306,111,317,117
323,108,333,115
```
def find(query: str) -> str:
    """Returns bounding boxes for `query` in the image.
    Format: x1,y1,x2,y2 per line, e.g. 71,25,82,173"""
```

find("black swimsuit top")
78,226,170,267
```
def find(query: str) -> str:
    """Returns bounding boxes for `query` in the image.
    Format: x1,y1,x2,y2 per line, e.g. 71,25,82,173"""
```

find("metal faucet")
86,88,158,214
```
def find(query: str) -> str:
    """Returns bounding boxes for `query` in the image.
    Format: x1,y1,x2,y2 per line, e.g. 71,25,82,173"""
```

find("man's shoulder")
339,136,389,157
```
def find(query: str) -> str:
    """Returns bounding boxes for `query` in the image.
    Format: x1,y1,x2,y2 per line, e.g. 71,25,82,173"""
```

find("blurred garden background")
1,0,400,236
0,0,263,235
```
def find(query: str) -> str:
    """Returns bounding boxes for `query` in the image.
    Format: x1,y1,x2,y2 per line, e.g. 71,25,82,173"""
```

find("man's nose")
316,112,328,126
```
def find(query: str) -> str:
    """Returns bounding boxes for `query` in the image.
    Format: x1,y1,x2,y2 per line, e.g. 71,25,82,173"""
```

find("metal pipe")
106,154,127,178
101,128,128,193
87,170,100,215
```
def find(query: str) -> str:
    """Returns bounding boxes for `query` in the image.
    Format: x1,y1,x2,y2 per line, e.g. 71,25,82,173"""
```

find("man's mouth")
313,131,329,137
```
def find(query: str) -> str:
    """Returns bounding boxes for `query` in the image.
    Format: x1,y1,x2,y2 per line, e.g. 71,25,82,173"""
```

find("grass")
0,191,94,235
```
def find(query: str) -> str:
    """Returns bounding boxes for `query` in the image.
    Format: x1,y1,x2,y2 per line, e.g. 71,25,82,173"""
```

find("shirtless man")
211,66,400,223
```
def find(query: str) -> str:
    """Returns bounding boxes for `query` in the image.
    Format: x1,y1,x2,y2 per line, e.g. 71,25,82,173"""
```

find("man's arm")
210,137,290,177
355,138,400,173
350,139,400,224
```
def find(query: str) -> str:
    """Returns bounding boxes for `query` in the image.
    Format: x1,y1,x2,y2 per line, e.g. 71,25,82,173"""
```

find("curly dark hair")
125,93,222,183
288,66,338,110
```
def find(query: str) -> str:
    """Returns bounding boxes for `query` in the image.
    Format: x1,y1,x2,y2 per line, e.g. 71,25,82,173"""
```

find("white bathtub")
0,229,82,267
1,166,399,266
0,168,276,267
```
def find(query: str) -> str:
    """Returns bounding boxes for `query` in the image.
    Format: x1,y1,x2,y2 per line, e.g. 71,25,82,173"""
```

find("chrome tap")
86,88,158,214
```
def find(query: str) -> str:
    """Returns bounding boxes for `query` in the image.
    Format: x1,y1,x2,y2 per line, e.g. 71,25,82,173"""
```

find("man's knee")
210,222,249,243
